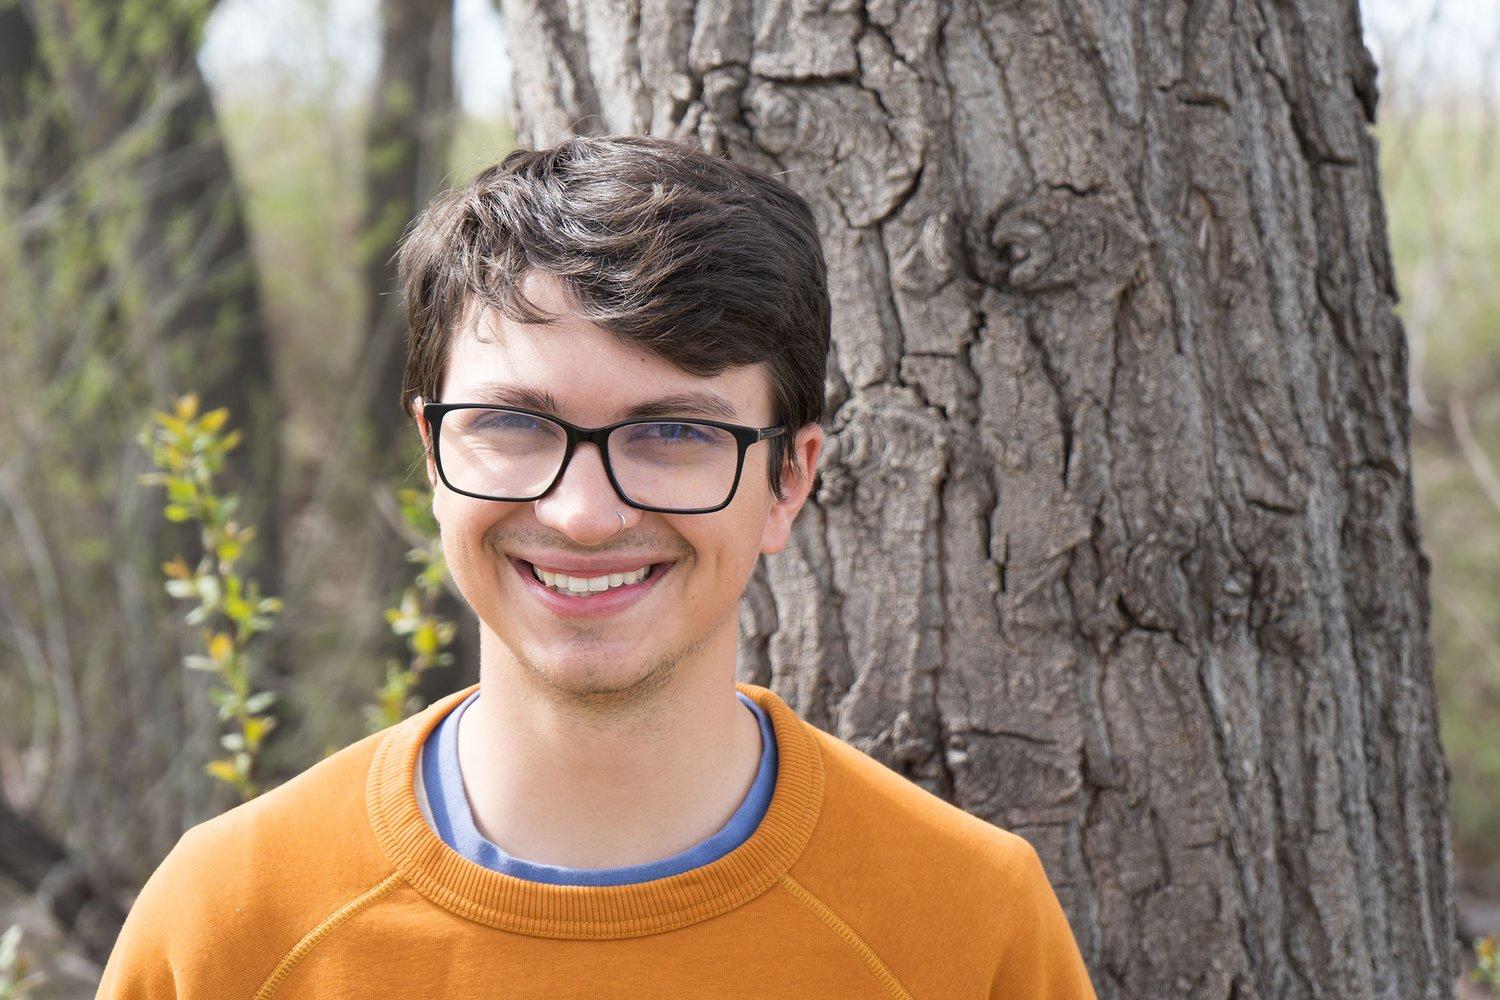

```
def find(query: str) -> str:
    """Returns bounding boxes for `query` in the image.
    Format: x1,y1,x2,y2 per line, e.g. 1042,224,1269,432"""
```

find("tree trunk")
358,0,455,464
351,0,475,709
22,0,283,649
498,0,1458,997
4,0,282,851
360,0,470,702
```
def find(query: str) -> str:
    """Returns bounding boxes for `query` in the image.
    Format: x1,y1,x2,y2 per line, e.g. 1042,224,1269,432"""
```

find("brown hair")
397,133,830,502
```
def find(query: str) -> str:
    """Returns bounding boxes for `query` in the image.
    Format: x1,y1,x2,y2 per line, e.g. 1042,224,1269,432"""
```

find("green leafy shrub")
136,393,283,800
366,486,457,732
1475,935,1499,990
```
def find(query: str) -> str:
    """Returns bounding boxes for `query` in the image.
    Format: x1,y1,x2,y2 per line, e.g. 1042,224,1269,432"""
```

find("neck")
456,620,764,869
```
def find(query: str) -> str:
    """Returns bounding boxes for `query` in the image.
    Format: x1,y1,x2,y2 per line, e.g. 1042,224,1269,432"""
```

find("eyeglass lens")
438,409,742,510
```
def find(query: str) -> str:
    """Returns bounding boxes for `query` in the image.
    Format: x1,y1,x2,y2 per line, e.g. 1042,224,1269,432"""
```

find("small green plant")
0,924,46,998
1475,935,1500,991
137,393,283,800
365,484,456,733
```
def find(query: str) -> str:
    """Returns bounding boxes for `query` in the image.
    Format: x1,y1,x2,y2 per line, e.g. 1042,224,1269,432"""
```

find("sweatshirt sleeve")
95,827,208,995
988,839,1098,999
95,825,214,999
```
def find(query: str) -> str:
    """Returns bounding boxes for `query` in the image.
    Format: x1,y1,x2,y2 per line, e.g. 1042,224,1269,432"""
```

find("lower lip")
510,557,675,618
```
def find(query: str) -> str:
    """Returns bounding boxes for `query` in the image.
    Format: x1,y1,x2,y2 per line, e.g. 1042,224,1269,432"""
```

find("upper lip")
513,556,675,576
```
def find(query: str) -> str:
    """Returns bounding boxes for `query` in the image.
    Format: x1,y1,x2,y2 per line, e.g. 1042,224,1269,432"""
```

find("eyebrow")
460,381,740,422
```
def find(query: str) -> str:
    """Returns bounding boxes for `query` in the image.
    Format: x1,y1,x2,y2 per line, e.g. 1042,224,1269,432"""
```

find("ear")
760,423,824,556
412,396,437,490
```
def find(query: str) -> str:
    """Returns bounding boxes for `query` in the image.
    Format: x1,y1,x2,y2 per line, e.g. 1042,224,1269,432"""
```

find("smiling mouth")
511,558,675,598
529,560,665,594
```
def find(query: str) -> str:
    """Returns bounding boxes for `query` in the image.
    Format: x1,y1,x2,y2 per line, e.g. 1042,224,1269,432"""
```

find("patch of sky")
199,0,511,118
196,0,1495,118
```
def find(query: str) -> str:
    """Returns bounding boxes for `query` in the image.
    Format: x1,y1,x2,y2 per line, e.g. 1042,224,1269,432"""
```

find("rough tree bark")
497,0,1457,997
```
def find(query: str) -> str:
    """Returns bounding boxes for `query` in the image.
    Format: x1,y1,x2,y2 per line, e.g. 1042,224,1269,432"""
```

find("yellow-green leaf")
412,621,439,656
200,407,230,433
244,715,274,751
224,593,251,621
204,758,238,784
152,411,187,434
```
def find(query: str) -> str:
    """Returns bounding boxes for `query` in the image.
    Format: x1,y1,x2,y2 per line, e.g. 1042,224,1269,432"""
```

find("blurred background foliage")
1389,108,1500,883
1367,4,1500,896
0,0,1494,994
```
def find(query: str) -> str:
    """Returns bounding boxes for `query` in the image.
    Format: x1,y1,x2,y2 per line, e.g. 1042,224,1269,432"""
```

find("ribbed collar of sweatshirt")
367,680,822,939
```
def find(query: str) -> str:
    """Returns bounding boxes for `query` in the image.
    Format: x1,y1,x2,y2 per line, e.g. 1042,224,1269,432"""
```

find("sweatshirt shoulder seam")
777,873,913,1000
253,870,405,998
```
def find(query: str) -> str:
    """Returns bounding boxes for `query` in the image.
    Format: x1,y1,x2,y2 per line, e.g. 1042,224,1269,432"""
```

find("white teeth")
531,563,651,595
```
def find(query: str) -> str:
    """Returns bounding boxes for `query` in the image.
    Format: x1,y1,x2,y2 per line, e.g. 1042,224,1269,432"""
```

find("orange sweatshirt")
97,681,1098,998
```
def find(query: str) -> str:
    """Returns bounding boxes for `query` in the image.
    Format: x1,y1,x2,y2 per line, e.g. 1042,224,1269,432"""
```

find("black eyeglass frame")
421,400,788,514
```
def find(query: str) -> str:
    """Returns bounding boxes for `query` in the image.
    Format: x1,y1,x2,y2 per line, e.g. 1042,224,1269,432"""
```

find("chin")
523,644,677,701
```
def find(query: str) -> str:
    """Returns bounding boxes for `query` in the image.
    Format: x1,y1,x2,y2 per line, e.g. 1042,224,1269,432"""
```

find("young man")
97,134,1097,998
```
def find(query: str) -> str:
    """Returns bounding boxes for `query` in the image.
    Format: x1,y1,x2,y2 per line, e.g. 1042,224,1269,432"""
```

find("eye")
637,422,711,442
472,411,545,431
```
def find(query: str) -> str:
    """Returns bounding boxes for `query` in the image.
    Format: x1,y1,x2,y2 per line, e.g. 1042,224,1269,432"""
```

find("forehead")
440,275,770,423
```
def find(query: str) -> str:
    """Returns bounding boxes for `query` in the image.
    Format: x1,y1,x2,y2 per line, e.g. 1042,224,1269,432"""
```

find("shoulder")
97,722,406,997
789,722,1092,996
169,718,394,883
806,721,1042,878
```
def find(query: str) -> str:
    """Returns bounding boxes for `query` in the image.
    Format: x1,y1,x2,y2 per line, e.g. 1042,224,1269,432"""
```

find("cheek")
682,512,764,584
435,498,503,571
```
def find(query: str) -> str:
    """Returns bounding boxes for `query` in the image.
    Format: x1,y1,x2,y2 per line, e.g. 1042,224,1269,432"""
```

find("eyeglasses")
420,399,787,514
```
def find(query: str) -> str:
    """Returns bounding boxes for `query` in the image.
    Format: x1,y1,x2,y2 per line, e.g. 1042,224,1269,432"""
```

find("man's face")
412,272,823,702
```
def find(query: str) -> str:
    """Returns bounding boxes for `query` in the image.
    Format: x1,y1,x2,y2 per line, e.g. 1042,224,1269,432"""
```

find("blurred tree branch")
0,795,124,968
1447,394,1500,516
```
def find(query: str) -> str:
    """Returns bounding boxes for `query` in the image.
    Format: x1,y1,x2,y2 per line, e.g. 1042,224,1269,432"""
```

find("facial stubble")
509,571,736,731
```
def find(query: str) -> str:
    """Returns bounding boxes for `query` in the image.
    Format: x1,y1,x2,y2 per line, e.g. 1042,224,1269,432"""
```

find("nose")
533,441,641,543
